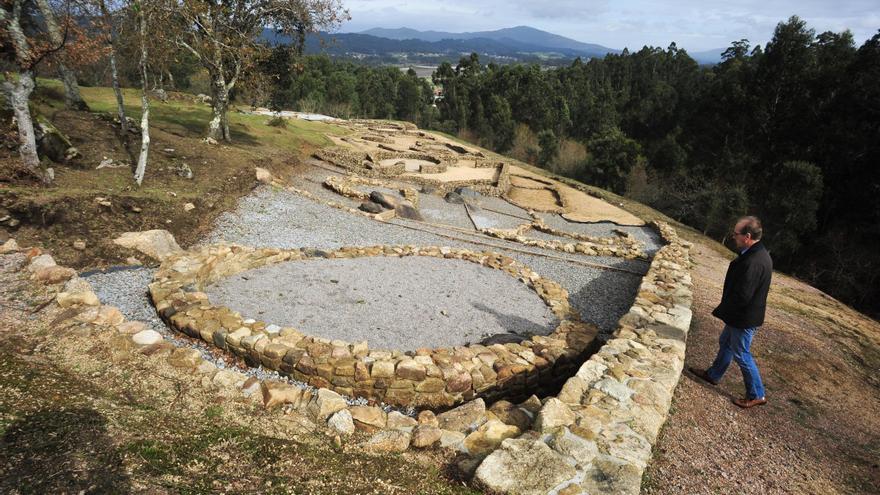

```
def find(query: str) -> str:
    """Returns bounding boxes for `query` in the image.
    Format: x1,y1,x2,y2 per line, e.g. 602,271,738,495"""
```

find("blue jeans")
706,324,766,399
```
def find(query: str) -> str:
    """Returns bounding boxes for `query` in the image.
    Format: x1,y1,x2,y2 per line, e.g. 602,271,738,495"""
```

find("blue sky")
337,0,880,52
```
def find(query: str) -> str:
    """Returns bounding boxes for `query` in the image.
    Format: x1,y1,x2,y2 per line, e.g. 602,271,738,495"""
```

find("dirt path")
643,242,880,494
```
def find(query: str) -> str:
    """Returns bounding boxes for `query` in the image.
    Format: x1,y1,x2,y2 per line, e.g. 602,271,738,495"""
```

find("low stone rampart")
474,220,692,494
148,244,599,408
480,220,646,260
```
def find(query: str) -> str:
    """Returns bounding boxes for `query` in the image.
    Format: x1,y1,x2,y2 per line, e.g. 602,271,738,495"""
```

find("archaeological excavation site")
4,119,695,494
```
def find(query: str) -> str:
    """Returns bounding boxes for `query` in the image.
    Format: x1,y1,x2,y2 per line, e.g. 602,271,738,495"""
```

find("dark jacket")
712,241,773,329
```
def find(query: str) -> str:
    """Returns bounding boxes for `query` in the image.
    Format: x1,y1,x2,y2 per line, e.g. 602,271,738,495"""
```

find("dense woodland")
2,7,878,317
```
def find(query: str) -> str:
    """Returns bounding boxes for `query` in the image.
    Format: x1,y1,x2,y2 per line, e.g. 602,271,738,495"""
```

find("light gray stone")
363,429,411,453
595,378,634,402
534,398,576,433
475,438,578,495
27,254,56,272
310,388,348,420
437,398,487,433
551,427,599,468
328,409,355,436
112,230,182,261
132,329,163,346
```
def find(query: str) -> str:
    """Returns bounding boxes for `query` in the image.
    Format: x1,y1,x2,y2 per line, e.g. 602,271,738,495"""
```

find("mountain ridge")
358,25,618,55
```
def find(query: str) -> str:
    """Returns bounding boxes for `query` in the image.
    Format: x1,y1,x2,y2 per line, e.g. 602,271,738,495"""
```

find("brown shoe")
733,397,767,409
688,366,718,386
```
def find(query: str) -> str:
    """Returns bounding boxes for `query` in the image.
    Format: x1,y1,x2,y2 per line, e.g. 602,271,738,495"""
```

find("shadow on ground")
0,408,131,493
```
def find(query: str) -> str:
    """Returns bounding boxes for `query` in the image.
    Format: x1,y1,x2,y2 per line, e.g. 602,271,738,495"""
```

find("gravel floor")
203,188,648,332
467,203,529,230
206,256,559,350
93,171,656,357
83,267,317,389
419,193,474,230
537,213,663,254
472,195,533,220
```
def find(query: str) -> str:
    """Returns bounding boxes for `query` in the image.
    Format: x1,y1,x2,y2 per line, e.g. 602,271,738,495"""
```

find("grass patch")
2,79,351,270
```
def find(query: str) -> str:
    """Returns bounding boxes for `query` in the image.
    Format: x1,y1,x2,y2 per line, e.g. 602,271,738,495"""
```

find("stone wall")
474,221,693,494
323,175,421,208
148,244,600,408
2,216,693,479
313,147,512,197
480,219,647,260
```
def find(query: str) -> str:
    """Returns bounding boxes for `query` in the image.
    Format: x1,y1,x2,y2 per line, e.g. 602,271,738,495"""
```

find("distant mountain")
359,26,617,56
263,26,722,67
262,28,618,66
688,48,726,65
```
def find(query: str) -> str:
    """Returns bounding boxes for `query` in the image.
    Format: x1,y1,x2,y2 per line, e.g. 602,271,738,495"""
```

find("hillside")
1,83,878,493
262,27,618,65
358,26,618,55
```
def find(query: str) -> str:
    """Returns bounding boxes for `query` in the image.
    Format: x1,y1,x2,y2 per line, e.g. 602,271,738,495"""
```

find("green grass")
36,78,347,152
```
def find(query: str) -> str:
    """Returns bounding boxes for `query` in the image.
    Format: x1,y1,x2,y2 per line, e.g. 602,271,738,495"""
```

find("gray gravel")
418,193,474,230
203,187,649,333
92,180,655,370
467,203,529,231
536,213,663,254
472,195,533,220
205,256,559,350
83,266,351,399
85,267,162,329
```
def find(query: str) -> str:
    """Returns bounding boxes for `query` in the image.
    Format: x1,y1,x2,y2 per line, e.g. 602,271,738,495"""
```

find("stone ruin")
11,119,695,495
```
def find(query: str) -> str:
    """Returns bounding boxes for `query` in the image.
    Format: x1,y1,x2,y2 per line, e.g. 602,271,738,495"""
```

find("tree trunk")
206,38,233,142
207,74,230,141
58,62,88,110
109,48,127,133
34,0,89,110
99,0,126,133
133,5,150,186
1,72,50,184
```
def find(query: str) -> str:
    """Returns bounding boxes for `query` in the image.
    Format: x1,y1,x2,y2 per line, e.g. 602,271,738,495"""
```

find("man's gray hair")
738,216,763,241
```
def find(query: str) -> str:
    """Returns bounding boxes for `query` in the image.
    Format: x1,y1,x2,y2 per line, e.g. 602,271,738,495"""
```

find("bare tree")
132,0,150,185
33,0,90,110
97,0,127,133
1,0,54,184
171,0,348,142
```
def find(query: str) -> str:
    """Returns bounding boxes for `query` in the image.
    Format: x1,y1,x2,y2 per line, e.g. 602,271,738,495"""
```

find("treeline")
263,16,879,317
436,17,879,317
257,48,438,123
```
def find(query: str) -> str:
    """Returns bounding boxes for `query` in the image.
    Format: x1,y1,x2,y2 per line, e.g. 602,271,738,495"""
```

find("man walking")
690,216,773,409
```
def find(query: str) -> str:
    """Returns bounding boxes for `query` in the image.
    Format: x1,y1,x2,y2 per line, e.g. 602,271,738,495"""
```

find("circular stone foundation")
205,256,559,351
149,244,599,407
